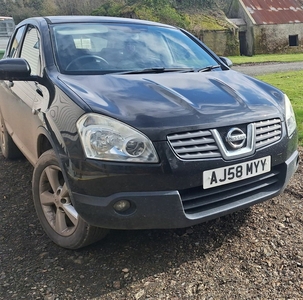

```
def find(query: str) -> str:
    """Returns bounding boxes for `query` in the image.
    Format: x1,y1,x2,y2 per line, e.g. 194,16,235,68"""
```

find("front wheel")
32,149,108,249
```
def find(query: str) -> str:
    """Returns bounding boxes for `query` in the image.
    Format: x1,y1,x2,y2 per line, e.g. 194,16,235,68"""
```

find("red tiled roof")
242,0,303,24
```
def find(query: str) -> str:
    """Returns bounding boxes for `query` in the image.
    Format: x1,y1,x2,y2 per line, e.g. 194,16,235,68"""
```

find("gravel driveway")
1,152,302,300
1,63,303,299
232,61,303,76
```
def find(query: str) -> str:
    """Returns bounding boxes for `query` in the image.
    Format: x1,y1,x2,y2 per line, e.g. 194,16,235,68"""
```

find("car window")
8,25,26,58
20,26,41,76
51,23,219,74
165,36,206,67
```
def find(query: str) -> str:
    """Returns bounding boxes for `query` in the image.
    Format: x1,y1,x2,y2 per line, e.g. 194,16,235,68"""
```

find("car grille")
180,164,283,215
167,118,282,160
167,130,221,159
255,118,282,149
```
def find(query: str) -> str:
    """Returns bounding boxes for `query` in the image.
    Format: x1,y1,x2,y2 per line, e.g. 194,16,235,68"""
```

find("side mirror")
0,58,38,81
219,56,233,68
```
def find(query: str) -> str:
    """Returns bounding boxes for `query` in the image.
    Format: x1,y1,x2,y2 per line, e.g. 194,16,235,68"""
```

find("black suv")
0,16,298,249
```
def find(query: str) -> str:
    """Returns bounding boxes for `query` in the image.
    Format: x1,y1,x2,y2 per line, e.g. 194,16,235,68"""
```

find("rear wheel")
0,113,23,159
32,149,108,249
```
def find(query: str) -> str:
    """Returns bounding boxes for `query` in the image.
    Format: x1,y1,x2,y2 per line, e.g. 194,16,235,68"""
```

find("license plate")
203,156,271,189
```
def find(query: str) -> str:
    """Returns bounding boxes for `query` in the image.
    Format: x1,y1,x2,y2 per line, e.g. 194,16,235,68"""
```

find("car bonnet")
58,70,284,141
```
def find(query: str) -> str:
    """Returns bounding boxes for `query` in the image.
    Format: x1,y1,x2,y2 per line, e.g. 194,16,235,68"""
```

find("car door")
0,24,26,144
2,24,47,164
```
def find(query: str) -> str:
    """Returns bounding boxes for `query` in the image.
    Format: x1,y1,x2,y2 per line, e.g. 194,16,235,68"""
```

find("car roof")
30,15,175,28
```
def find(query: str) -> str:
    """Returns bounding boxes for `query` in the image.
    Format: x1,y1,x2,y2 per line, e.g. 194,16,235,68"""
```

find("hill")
0,0,238,55
91,0,234,32
0,0,234,32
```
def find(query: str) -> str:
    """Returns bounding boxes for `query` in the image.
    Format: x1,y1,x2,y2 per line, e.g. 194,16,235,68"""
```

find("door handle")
35,82,43,97
8,81,14,88
36,88,43,97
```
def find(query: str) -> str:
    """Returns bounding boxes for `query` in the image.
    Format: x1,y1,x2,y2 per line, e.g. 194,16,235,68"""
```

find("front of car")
47,17,298,230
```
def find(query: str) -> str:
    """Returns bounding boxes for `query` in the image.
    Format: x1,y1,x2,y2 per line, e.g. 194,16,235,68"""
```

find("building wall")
199,29,240,56
230,0,303,55
235,4,255,55
253,24,303,54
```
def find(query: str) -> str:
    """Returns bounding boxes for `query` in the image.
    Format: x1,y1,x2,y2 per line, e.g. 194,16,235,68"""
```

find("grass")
0,50,4,59
227,53,303,145
228,53,303,65
256,70,303,145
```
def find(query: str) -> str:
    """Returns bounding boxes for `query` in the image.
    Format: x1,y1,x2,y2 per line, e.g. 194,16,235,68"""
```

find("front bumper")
72,149,299,229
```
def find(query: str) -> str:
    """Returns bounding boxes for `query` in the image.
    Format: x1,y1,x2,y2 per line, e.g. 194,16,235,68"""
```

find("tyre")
0,112,23,159
32,149,108,249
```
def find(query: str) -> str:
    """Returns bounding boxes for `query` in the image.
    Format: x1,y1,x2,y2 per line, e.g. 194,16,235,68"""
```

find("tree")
55,0,107,15
0,0,14,16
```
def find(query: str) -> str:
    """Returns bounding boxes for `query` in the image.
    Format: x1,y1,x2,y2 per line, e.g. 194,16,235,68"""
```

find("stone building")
227,0,303,55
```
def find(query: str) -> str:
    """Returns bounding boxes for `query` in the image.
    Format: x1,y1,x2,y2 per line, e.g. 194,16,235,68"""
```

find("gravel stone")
233,61,303,76
0,116,302,298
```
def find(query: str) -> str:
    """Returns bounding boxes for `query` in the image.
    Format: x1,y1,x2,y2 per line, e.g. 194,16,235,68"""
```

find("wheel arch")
36,126,68,159
37,132,53,158
35,126,75,203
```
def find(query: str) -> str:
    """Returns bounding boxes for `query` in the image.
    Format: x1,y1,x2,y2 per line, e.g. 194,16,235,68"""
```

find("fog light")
113,200,131,212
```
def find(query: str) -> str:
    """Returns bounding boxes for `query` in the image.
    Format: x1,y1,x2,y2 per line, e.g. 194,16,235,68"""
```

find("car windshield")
51,22,219,75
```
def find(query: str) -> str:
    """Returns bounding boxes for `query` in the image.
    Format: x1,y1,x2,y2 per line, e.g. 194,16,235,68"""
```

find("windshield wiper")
117,67,195,75
116,65,221,75
197,65,221,72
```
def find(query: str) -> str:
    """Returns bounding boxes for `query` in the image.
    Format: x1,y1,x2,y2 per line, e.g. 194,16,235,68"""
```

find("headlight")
284,94,296,137
77,113,159,163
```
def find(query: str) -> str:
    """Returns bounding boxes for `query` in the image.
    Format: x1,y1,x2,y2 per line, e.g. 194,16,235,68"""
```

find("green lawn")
229,53,303,65
227,53,303,145
256,71,303,145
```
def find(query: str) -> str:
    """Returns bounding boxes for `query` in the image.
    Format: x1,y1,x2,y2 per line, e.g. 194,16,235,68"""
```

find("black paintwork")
58,71,284,141
0,16,298,229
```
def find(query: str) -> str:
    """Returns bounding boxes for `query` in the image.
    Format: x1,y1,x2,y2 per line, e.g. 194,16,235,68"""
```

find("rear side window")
20,26,41,76
8,25,26,58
